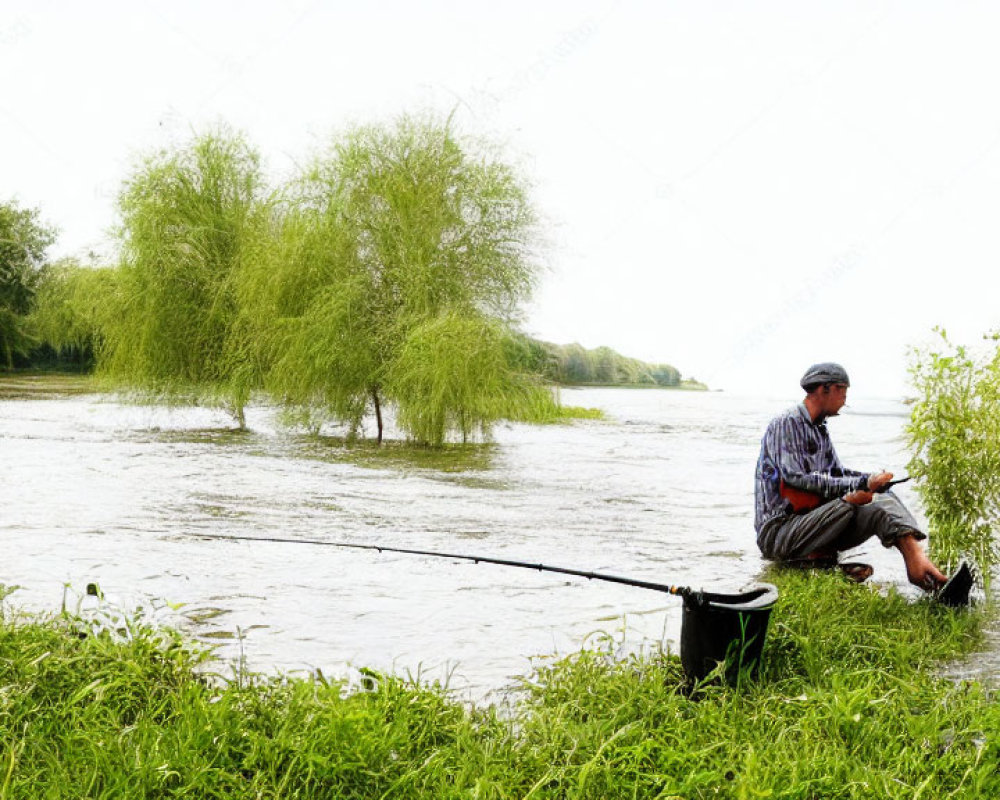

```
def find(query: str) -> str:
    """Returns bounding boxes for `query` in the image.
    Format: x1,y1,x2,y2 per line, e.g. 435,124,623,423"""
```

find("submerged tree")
388,312,556,443
99,129,268,426
251,114,555,444
0,198,57,368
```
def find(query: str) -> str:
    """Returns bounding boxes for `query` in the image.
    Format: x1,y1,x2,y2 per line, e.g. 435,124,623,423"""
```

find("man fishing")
754,362,947,591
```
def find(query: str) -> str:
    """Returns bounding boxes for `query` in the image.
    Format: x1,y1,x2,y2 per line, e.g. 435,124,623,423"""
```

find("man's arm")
770,415,869,499
842,470,894,505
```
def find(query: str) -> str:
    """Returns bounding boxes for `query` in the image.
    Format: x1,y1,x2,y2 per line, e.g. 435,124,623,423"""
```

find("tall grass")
511,569,993,798
1,570,996,798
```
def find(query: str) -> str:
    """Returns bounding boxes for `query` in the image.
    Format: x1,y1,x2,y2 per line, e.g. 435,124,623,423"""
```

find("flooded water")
0,377,988,698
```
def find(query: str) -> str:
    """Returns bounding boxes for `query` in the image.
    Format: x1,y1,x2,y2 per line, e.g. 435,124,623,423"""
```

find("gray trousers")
758,492,925,561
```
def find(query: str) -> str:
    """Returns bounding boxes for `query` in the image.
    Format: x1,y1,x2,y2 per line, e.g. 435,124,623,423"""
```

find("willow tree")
99,130,268,426
0,199,57,368
253,114,555,444
29,260,118,367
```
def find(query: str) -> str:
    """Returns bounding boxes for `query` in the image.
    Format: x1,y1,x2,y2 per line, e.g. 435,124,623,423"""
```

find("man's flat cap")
800,362,850,389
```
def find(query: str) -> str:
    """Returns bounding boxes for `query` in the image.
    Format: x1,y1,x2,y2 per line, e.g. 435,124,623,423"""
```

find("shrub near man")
754,363,947,590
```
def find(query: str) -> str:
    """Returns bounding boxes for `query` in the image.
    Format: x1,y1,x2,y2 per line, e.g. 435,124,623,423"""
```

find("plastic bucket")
679,583,778,683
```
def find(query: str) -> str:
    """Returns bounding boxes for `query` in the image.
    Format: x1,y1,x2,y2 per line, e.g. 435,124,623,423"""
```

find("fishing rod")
184,531,783,684
185,531,706,600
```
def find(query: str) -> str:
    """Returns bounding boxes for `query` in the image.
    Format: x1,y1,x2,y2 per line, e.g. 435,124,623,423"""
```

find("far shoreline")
557,380,709,391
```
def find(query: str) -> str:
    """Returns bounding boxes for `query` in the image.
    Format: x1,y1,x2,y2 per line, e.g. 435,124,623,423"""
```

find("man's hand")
867,471,894,492
844,471,894,505
843,489,874,505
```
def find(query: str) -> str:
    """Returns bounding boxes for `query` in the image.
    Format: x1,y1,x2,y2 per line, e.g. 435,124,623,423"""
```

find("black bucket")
679,583,778,683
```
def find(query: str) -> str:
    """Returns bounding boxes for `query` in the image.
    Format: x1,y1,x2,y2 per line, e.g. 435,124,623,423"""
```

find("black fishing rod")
186,531,707,600
186,531,786,683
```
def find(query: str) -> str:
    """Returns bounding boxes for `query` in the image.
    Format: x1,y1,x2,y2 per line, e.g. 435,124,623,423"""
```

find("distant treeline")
24,324,700,390
508,336,693,387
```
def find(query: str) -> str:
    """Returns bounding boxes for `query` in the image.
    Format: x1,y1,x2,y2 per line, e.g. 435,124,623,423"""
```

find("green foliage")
513,569,991,799
9,116,691,437
29,259,117,367
248,113,547,444
906,328,1000,577
0,570,994,798
554,404,605,420
388,312,558,444
0,198,57,368
98,128,269,426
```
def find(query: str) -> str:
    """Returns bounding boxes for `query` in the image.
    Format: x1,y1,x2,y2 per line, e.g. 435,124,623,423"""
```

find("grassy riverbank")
1,571,996,798
0,371,95,398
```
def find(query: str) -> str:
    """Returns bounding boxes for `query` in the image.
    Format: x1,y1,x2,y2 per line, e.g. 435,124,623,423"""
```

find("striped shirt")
754,403,869,535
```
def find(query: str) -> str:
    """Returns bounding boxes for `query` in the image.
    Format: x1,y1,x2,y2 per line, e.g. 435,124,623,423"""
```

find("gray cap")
800,362,850,389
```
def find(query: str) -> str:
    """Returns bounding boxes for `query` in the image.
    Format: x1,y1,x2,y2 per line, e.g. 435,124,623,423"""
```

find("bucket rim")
688,582,779,611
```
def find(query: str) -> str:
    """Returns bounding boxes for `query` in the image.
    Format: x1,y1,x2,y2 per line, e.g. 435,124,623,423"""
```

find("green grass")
0,371,96,398
549,404,605,421
0,571,997,798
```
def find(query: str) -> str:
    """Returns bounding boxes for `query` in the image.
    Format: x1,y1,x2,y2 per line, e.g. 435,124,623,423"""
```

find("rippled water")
1,377,991,697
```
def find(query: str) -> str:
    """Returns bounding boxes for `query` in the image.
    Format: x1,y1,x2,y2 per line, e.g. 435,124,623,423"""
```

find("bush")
907,328,1000,579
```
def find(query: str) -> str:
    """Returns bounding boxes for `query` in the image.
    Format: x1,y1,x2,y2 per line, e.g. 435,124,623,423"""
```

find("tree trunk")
372,388,383,444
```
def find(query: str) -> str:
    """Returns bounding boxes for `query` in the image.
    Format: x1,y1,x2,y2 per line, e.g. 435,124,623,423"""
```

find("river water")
0,377,987,698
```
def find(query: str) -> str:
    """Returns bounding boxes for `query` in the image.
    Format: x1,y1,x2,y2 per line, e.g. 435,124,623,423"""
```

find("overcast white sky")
3,1,999,396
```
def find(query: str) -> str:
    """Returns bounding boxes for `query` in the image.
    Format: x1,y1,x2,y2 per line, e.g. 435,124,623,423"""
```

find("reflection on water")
1,378,995,697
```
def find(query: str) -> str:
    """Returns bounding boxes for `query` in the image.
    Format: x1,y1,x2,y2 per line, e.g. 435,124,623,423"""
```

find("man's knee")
765,500,857,560
855,494,923,546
